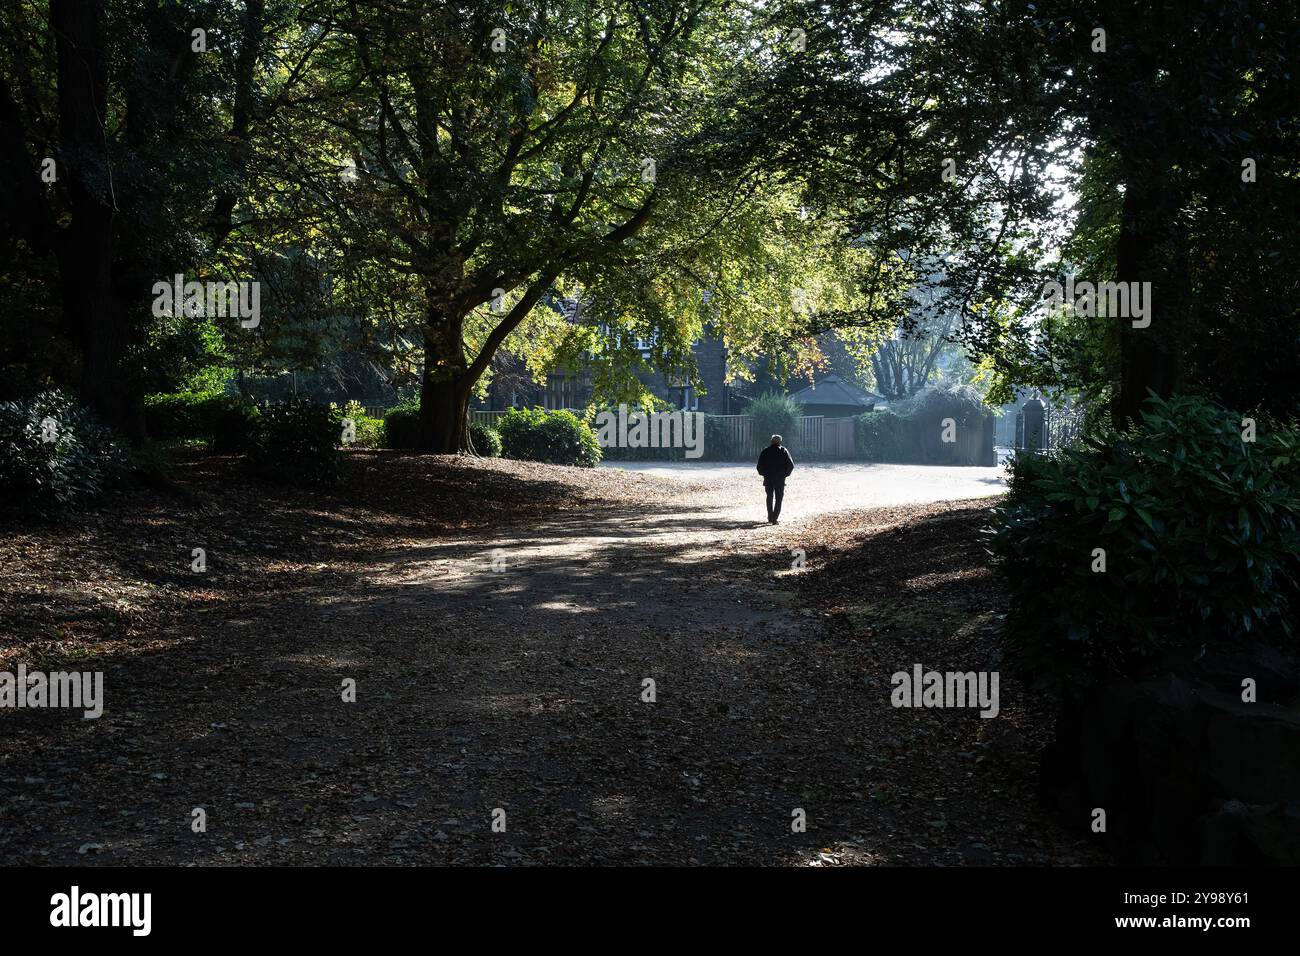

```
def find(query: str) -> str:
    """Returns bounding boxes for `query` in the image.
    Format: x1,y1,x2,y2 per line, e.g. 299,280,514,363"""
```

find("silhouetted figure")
756,434,795,524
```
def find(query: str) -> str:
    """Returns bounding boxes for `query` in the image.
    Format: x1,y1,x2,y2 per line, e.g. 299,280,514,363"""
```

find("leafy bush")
990,393,1300,692
597,441,685,461
143,391,259,453
246,400,340,486
211,399,261,453
383,401,422,449
142,391,205,439
331,400,384,449
0,390,132,511
745,392,802,446
855,385,992,464
854,408,912,461
892,383,988,427
497,407,602,467
892,384,992,463
468,420,502,457
595,407,692,461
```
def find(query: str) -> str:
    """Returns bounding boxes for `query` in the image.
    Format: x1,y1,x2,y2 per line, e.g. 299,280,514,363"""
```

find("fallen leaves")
0,455,1098,865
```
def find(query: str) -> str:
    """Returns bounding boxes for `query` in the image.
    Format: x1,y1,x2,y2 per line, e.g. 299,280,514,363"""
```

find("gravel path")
602,461,1008,521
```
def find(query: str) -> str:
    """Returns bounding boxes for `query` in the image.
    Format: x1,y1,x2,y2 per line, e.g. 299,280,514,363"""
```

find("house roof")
787,374,881,408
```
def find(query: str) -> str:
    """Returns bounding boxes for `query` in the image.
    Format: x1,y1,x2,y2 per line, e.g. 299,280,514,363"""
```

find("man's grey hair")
770,434,782,445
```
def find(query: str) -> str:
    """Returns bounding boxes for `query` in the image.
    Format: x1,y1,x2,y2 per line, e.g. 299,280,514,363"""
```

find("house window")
546,375,577,409
681,386,699,411
634,330,658,355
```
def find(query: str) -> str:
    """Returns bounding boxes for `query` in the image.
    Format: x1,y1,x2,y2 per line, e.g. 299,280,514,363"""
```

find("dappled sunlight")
1,451,1089,867
454,693,573,716
900,567,994,591
270,653,368,672
699,644,762,664
790,844,886,866
533,599,602,615
590,794,637,821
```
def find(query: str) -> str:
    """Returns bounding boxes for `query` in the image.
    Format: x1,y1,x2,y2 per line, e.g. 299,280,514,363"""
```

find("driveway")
601,461,1008,521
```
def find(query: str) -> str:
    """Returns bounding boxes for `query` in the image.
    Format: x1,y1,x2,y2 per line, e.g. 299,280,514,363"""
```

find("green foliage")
0,390,132,512
136,312,232,396
855,385,991,463
891,383,988,426
246,401,340,486
143,391,260,453
331,400,384,449
467,421,502,458
597,441,685,462
854,408,912,461
990,394,1300,693
382,402,422,450
497,407,602,467
180,365,237,396
745,392,802,445
594,406,689,462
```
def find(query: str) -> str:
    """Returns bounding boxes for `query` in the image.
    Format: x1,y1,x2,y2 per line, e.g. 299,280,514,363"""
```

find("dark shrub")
854,408,912,461
0,390,132,511
891,384,992,464
745,392,801,446
142,391,205,439
210,399,261,453
854,385,992,464
246,400,340,486
143,391,258,452
383,401,422,449
595,407,691,461
990,393,1300,693
497,407,601,467
468,421,502,457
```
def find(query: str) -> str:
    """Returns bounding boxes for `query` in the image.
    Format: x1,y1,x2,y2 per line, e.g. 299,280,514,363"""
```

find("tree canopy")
2,0,1297,445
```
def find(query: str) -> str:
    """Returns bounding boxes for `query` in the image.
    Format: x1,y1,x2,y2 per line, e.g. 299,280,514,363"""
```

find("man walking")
756,434,795,524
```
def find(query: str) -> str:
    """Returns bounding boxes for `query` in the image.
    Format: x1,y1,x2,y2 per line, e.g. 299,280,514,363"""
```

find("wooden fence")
463,409,862,460
822,418,856,458
793,416,823,456
363,406,982,463
469,409,513,428
706,414,857,460
708,414,755,457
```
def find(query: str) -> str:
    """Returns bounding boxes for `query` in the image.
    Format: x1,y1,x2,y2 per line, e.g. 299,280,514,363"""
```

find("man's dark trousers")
765,480,785,523
756,442,795,523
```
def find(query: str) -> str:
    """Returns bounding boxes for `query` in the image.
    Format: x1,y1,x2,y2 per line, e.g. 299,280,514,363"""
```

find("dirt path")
0,454,1096,866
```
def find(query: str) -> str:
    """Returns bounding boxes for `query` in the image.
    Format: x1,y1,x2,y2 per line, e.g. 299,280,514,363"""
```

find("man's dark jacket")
757,444,795,485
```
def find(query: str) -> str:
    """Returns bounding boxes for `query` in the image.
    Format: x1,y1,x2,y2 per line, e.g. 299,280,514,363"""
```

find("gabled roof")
787,374,881,408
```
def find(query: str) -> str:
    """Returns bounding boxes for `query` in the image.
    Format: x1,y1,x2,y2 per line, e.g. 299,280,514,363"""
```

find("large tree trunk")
1113,176,1177,430
419,372,472,453
53,0,125,429
418,305,472,452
